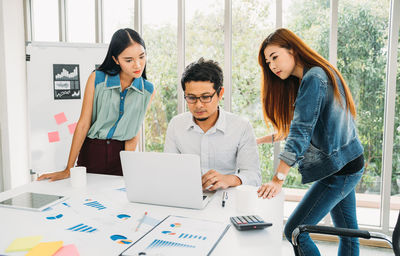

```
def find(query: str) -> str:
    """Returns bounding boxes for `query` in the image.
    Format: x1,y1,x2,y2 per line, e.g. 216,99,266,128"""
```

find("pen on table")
135,211,147,232
222,191,228,207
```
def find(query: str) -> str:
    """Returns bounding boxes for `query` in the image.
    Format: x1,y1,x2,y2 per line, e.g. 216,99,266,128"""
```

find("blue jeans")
284,168,364,256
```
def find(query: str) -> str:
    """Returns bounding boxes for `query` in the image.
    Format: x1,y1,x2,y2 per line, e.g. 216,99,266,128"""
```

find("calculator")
230,215,272,231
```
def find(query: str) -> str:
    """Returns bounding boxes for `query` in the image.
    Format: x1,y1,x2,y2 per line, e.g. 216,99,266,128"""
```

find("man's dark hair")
181,58,223,94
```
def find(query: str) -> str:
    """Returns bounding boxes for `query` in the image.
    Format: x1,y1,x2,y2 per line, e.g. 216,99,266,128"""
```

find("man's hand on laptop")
201,170,242,191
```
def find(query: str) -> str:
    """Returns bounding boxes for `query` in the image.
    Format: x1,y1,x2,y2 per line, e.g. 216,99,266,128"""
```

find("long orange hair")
258,28,356,138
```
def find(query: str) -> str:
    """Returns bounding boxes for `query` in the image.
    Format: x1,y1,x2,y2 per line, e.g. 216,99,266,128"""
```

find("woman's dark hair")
97,28,147,79
181,58,223,95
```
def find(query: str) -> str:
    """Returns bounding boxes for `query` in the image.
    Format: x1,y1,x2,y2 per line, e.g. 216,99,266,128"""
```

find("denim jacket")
279,67,364,184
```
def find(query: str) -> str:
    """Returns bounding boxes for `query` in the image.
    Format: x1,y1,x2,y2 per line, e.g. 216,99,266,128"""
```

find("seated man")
164,58,261,191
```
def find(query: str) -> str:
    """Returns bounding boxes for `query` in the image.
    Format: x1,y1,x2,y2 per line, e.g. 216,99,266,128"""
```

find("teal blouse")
87,70,154,141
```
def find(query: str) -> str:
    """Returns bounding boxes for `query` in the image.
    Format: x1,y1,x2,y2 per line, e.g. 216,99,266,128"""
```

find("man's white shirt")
164,108,261,186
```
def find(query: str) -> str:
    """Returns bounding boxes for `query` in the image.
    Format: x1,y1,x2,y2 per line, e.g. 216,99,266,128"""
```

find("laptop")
120,151,215,209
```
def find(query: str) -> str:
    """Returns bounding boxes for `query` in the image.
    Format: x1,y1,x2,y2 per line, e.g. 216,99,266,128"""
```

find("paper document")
121,215,230,256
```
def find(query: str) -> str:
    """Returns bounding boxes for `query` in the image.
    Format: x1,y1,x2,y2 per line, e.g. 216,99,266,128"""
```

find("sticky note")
25,241,63,256
53,244,80,256
5,235,43,252
68,122,77,134
48,131,60,143
54,112,67,125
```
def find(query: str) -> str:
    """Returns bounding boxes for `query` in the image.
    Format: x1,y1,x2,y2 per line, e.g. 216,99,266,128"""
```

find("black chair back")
292,211,400,256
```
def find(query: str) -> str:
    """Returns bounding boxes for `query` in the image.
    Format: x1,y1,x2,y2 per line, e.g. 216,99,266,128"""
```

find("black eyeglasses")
184,90,220,104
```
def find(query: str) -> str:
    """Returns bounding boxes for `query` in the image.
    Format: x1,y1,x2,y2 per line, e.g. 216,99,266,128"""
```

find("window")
66,0,95,43
185,0,224,69
32,0,59,41
103,0,134,43
390,25,400,228
283,0,330,59
232,0,275,183
338,0,390,227
143,0,178,152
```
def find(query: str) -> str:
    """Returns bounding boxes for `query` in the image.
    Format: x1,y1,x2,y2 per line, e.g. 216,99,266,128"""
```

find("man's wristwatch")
275,172,286,182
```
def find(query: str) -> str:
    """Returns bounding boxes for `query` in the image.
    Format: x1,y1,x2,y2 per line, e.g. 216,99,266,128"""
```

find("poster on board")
53,64,81,100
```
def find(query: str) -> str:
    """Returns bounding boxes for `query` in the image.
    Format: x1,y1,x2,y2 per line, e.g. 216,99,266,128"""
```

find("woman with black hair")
38,28,155,181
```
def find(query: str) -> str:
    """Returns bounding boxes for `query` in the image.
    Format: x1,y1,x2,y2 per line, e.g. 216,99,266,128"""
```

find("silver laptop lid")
120,151,205,209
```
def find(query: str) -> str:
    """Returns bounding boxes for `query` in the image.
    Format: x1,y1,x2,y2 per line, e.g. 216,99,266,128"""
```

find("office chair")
291,211,400,256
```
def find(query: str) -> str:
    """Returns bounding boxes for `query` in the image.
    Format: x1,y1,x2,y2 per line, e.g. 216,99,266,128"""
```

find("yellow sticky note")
5,236,43,252
25,241,63,256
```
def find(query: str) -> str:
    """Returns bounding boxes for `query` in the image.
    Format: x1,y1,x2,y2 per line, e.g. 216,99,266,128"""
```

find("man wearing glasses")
164,58,261,191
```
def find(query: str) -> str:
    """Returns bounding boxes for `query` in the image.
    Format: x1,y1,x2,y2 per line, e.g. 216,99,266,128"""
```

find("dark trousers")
77,137,125,176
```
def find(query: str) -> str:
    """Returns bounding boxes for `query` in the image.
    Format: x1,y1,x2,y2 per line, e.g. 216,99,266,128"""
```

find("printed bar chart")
177,233,207,240
121,215,229,255
146,239,195,250
67,223,97,233
83,200,106,210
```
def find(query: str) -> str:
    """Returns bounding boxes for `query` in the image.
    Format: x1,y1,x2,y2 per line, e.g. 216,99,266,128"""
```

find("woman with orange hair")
257,28,364,256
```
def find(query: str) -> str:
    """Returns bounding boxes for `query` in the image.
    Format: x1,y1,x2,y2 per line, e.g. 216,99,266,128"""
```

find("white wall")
0,0,30,190
0,124,3,192
0,1,6,193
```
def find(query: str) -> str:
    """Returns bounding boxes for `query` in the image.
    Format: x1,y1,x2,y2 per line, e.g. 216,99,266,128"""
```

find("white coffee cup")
70,166,87,188
235,185,259,214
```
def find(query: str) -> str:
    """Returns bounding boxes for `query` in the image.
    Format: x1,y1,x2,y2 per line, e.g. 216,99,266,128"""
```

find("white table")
0,174,283,256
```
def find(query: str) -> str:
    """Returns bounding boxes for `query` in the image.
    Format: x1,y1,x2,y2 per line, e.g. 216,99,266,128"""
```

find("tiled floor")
281,239,393,255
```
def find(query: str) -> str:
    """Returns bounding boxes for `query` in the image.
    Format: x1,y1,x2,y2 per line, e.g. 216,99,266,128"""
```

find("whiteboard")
26,42,108,173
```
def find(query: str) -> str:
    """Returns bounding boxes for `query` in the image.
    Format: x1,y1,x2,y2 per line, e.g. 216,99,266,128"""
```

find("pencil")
135,211,148,232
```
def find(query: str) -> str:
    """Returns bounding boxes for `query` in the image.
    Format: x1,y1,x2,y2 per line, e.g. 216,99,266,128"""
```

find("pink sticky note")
48,131,60,143
68,122,77,135
54,112,67,125
53,244,80,256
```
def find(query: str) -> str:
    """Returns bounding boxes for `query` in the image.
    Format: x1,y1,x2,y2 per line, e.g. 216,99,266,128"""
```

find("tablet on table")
0,192,68,211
